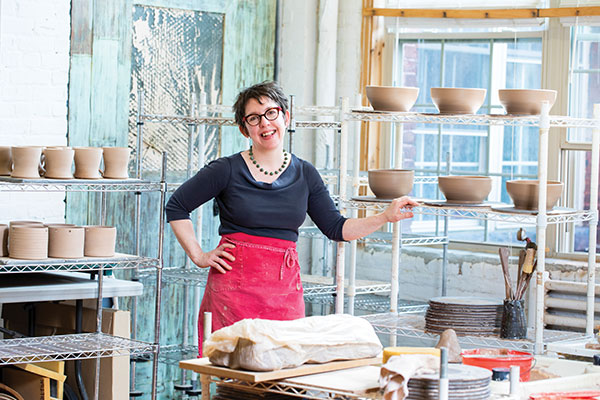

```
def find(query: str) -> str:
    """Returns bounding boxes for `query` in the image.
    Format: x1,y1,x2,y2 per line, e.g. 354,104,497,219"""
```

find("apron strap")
281,247,298,280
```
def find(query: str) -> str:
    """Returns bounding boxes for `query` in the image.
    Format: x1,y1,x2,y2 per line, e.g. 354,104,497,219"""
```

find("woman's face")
239,96,289,151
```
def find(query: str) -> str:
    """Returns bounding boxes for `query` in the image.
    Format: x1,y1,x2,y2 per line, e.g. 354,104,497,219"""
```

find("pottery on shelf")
430,87,487,114
74,147,103,179
0,146,12,176
102,147,131,179
498,89,557,115
9,220,45,228
0,224,8,257
10,146,43,179
48,225,84,258
365,86,420,112
43,147,74,179
506,180,564,210
84,225,117,257
368,169,414,199
8,225,49,260
438,176,492,204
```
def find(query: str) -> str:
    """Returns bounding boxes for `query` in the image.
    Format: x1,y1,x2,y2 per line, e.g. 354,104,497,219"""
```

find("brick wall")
0,0,71,222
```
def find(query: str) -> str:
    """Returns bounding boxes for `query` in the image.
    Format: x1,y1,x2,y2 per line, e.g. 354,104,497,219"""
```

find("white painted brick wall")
0,0,71,223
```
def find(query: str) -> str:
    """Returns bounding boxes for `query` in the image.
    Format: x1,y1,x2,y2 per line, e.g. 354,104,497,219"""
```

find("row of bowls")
366,86,557,115
368,170,564,210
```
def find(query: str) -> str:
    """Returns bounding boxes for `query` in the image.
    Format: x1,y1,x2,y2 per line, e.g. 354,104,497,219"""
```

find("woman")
166,81,418,353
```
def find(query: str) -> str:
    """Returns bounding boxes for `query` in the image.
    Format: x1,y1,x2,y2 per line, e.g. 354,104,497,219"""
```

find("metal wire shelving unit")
0,148,167,399
340,105,600,355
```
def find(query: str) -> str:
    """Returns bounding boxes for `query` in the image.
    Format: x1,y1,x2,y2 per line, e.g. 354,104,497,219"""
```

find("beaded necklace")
248,146,289,176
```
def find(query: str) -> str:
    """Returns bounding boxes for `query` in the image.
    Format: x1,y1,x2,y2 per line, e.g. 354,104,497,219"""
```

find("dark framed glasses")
243,107,282,126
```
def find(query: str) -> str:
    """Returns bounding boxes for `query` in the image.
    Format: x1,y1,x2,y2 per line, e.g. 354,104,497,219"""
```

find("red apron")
197,232,305,355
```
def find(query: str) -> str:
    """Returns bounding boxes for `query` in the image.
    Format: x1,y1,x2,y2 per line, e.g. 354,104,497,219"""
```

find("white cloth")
204,314,382,371
379,354,440,400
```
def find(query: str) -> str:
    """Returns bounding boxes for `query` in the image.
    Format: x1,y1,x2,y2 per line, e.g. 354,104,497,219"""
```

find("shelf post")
586,103,600,336
335,97,349,314
534,101,550,354
151,151,167,399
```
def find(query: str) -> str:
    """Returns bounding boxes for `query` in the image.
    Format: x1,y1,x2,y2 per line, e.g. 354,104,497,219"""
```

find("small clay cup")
102,147,131,179
0,224,8,257
368,169,414,199
8,225,49,259
43,147,74,179
11,146,43,178
84,225,117,257
48,225,84,258
74,147,103,179
0,146,12,175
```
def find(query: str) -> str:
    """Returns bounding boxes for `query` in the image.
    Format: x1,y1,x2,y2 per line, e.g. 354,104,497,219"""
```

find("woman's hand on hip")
193,243,236,274
383,196,420,223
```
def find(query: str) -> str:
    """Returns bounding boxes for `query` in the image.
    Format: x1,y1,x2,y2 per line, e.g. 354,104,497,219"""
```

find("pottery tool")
499,247,514,300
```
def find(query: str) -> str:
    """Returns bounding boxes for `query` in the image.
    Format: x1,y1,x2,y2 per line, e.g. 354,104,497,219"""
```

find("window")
393,36,543,245
565,25,600,252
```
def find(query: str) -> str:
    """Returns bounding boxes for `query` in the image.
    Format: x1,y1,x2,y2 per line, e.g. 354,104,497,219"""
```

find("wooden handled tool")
522,248,536,274
499,247,514,300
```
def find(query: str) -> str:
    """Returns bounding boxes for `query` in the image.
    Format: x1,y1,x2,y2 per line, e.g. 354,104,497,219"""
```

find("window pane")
568,26,600,252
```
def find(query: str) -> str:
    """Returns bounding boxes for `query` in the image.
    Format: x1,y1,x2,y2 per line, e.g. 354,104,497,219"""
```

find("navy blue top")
165,152,347,242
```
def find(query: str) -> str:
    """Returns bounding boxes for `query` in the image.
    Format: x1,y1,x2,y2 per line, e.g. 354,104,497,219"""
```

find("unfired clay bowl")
499,89,557,115
368,169,414,199
0,146,12,176
366,86,420,112
0,224,8,257
430,88,487,114
8,225,49,260
438,176,492,204
506,180,563,210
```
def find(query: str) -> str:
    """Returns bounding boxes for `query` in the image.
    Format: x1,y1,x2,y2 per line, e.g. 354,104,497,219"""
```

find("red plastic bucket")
461,348,534,381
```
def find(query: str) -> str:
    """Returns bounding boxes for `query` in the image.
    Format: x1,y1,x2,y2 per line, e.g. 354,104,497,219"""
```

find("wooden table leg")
201,374,211,400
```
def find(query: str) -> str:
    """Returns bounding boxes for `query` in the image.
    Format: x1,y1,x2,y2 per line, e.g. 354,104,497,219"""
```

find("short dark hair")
233,81,289,128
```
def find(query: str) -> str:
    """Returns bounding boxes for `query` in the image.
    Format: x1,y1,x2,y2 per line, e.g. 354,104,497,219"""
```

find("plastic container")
461,349,534,381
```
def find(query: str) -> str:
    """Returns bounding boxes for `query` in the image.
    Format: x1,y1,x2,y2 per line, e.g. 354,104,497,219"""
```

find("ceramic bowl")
438,176,492,204
430,88,487,114
506,180,564,210
368,169,414,199
365,86,420,112
498,89,557,115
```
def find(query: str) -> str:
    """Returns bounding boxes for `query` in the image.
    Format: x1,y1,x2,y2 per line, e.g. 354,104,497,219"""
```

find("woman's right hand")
192,243,236,274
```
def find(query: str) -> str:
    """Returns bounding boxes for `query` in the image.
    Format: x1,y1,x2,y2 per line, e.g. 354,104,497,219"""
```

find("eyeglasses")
243,107,282,126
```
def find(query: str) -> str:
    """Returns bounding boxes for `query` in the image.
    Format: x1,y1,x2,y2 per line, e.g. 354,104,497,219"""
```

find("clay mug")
48,225,84,258
0,224,8,257
102,147,131,179
43,147,74,179
0,146,12,176
11,146,43,178
74,147,103,179
84,225,117,257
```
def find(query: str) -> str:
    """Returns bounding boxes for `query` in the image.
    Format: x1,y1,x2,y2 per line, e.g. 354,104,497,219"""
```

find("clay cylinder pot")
74,147,103,179
48,225,84,258
84,226,117,257
0,146,12,176
9,220,45,228
43,147,74,179
102,147,131,179
11,146,43,178
0,224,8,257
9,225,49,259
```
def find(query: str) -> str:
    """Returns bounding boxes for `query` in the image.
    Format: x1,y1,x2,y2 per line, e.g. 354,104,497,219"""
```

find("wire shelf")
0,177,161,192
295,121,341,130
347,109,600,129
362,312,586,351
303,281,392,297
212,378,374,400
299,227,448,246
0,254,158,273
0,333,156,365
344,199,595,225
159,344,198,365
295,105,341,117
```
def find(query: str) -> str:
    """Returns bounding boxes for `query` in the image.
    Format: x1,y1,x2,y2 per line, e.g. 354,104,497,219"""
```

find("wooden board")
179,357,382,383
283,365,381,395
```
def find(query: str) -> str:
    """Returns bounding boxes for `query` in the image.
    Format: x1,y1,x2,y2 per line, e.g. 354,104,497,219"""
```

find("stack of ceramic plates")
425,296,502,336
407,364,491,400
